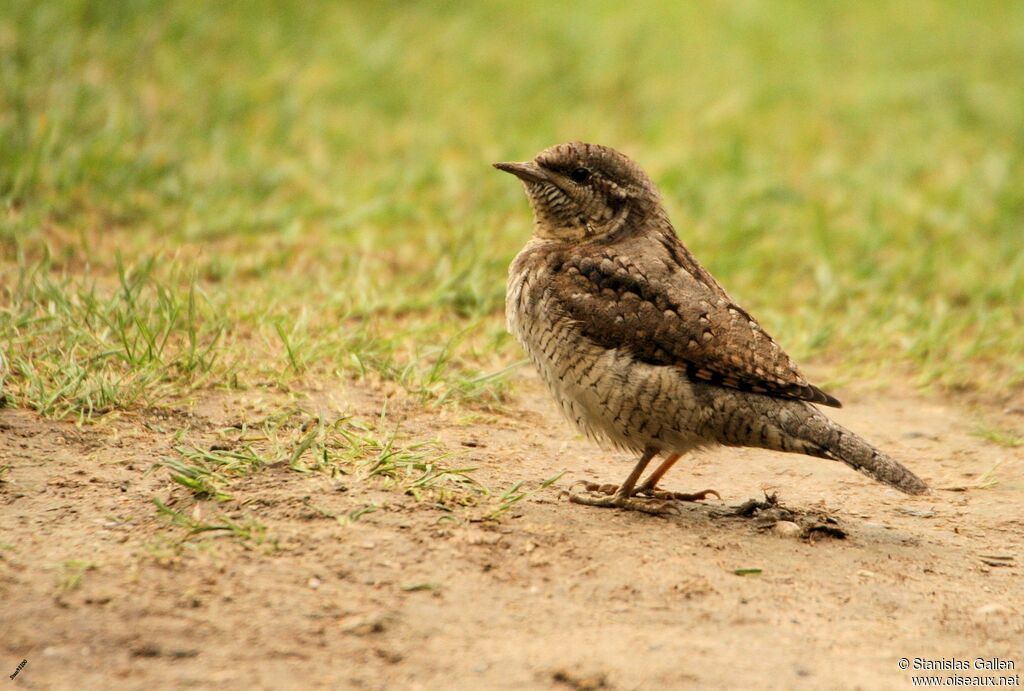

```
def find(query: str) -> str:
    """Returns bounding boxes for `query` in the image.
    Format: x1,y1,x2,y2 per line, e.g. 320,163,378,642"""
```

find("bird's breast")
506,245,699,453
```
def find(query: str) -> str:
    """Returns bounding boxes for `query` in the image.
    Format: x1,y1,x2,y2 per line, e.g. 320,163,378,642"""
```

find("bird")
495,142,928,514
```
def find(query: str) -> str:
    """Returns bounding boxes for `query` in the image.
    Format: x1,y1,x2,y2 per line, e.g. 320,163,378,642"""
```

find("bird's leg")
635,453,721,502
577,452,721,503
569,448,677,515
634,453,683,494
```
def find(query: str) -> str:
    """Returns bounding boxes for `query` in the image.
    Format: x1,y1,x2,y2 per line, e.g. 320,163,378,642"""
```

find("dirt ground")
2,372,1022,690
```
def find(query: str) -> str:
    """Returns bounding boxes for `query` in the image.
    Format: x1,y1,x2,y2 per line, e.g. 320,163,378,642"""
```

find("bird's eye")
568,167,591,183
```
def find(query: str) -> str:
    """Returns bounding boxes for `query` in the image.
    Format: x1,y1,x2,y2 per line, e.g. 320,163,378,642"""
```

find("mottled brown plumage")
496,142,928,512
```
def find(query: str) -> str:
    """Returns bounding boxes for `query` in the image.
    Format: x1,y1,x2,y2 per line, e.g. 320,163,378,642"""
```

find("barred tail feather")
778,406,929,495
825,424,928,494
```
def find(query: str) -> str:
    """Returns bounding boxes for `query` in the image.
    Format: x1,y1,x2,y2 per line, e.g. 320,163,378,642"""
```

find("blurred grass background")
1,0,1022,418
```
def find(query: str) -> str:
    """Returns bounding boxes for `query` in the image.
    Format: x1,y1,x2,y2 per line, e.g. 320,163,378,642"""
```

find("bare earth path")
2,374,1022,690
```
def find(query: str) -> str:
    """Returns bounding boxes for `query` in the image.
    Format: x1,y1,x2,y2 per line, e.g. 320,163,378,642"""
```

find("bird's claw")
638,487,721,502
567,489,680,516
572,478,721,504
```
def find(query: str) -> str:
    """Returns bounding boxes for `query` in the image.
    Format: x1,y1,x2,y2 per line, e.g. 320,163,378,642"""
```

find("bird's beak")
493,160,548,184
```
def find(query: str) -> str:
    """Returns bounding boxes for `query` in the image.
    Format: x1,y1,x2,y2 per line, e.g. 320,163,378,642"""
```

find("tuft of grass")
2,254,227,418
485,471,566,520
328,415,486,506
160,456,232,502
153,498,269,543
159,441,274,502
158,409,488,510
938,459,1008,492
57,559,97,592
971,426,1023,448
345,503,380,523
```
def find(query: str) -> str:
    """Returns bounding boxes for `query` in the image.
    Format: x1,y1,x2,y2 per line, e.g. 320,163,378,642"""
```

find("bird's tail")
772,404,929,495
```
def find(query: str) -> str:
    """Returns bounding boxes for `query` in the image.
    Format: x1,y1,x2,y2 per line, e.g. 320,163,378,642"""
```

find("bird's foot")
575,482,620,496
574,481,720,503
638,487,721,502
567,486,679,516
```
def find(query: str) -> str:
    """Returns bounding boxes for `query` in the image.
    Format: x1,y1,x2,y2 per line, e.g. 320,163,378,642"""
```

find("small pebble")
975,603,1009,617
772,521,802,538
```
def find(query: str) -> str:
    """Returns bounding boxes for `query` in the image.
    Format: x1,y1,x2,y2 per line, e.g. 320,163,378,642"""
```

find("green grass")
157,406,488,515
971,425,1023,448
2,0,1023,420
57,559,97,592
153,498,270,543
153,403,570,536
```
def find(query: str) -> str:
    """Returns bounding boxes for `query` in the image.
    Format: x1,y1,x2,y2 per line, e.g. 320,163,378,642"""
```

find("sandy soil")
2,373,1022,690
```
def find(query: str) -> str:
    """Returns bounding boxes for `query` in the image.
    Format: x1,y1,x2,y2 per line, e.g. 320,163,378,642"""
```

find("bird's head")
494,142,661,242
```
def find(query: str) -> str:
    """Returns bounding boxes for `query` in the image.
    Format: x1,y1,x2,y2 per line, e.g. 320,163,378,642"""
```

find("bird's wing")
548,249,841,407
